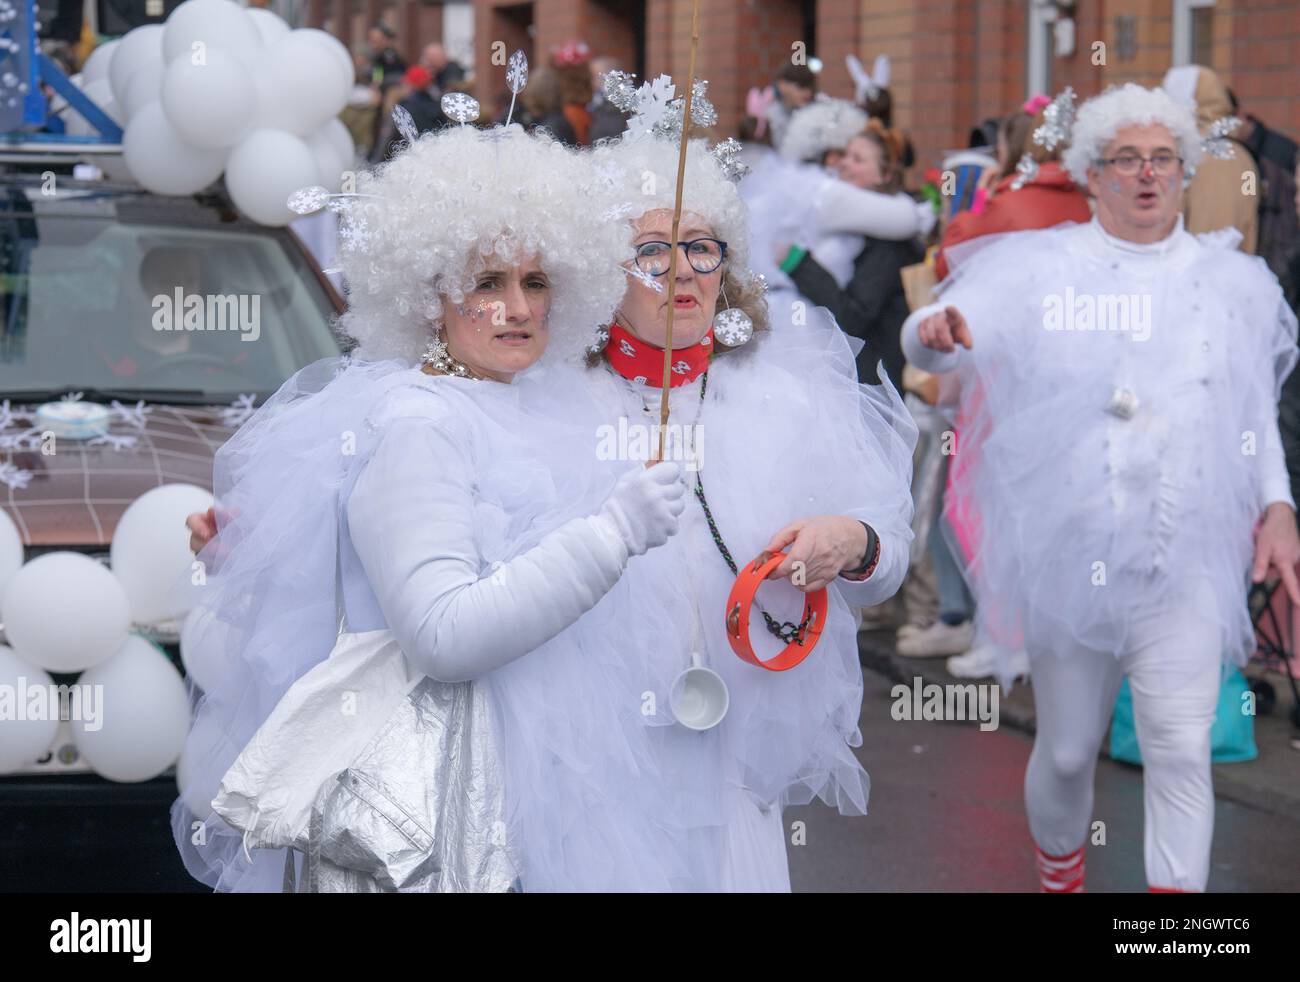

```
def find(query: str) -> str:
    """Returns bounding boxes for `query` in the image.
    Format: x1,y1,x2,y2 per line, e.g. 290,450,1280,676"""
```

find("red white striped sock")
1036,844,1086,893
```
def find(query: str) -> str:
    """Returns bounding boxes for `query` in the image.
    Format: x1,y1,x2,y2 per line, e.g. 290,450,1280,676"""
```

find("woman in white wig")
903,83,1299,892
171,117,689,892
562,73,917,890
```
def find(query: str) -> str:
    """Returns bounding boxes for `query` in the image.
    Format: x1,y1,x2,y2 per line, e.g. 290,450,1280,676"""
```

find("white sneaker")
947,645,1031,680
896,622,927,642
896,619,973,658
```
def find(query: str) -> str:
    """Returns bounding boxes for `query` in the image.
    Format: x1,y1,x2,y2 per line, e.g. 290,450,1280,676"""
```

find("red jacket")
935,161,1092,280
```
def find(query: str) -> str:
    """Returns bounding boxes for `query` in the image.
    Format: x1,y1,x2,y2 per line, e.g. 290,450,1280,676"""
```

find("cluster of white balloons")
0,483,213,782
72,0,356,226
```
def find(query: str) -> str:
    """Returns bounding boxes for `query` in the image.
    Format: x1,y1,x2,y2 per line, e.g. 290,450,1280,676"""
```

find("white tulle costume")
558,77,919,889
170,123,695,892
900,85,1298,891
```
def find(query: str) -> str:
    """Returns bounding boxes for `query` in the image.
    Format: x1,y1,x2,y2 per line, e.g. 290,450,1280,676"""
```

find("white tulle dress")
902,217,1298,676
538,305,918,890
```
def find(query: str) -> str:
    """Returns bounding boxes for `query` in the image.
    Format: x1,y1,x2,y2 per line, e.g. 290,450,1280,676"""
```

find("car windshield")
0,195,341,402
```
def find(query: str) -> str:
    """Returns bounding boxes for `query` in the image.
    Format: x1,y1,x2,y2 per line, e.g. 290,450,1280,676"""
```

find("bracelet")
779,244,809,275
840,522,880,581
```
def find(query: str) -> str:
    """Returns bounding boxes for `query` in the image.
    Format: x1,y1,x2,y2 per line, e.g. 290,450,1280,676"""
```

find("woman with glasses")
529,86,918,891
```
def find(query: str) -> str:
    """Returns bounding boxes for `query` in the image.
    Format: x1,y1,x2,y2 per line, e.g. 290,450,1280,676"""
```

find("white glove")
595,461,687,557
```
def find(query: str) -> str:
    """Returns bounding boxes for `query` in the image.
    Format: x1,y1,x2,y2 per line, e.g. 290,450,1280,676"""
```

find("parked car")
0,169,345,891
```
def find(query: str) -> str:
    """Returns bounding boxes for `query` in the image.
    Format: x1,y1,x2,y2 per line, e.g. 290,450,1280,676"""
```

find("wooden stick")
657,0,702,462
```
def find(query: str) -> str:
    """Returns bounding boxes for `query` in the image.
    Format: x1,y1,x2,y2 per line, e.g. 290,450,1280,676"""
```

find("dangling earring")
712,281,753,347
421,322,477,378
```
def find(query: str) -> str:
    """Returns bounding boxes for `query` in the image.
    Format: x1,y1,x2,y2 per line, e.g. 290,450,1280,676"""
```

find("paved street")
787,662,1300,892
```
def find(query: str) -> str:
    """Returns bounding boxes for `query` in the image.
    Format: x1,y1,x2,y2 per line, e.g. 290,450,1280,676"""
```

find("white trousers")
1024,598,1223,891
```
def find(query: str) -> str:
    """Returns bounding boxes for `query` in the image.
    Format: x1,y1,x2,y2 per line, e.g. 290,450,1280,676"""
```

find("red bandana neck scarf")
605,322,713,388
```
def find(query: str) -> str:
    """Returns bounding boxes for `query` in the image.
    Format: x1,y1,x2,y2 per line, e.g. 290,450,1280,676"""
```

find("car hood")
0,402,237,547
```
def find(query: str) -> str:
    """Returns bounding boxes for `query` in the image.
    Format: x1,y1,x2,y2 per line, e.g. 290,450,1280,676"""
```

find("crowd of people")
166,32,1300,894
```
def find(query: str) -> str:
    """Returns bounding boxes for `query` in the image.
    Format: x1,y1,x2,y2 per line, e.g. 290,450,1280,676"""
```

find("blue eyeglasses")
633,238,728,276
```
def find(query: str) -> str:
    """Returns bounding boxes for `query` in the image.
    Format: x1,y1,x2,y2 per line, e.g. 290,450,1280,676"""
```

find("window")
1027,0,1057,97
1173,0,1216,67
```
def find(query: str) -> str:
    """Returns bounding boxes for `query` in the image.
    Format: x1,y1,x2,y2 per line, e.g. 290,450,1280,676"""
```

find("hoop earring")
712,280,753,346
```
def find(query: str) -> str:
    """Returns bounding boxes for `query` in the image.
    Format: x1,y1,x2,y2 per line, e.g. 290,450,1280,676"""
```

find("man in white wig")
902,83,1300,892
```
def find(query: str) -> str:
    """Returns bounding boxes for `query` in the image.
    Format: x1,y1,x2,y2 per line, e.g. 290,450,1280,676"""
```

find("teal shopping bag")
1109,668,1257,765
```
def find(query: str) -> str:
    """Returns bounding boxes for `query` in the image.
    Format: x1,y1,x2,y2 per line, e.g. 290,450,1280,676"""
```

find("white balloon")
177,604,231,694
108,24,163,106
162,0,261,68
295,27,354,91
307,125,345,192
253,32,349,136
81,40,119,87
0,507,21,604
0,646,59,772
320,116,357,173
123,101,227,196
247,7,290,46
110,484,214,625
225,128,320,226
72,636,191,783
121,59,166,121
65,78,123,138
2,553,130,673
161,47,255,150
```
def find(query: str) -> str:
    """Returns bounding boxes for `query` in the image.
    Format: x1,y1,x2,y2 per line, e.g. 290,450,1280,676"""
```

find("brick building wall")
309,0,1300,176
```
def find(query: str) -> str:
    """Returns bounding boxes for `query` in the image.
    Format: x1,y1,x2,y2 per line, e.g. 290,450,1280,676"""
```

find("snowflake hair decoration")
777,95,869,164
1201,115,1240,161
1031,87,1076,153
1008,153,1040,192
603,72,717,144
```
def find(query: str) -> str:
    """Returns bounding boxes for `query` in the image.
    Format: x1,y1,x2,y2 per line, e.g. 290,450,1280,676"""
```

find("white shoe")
896,622,927,642
946,644,998,678
896,619,973,658
947,645,1031,679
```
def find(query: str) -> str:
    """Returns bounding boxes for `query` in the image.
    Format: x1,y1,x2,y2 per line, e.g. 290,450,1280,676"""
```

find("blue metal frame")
30,53,123,143
0,0,123,144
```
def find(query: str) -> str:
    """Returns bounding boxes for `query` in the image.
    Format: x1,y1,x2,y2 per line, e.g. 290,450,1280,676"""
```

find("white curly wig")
1062,82,1204,186
336,124,628,365
590,136,759,294
778,96,869,163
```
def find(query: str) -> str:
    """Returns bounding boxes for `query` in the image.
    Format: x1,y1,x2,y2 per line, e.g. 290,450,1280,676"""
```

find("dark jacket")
789,235,922,389
371,89,447,163
1279,245,1300,508
588,97,627,143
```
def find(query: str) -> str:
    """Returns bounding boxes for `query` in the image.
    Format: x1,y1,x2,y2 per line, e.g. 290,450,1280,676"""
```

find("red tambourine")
725,551,829,671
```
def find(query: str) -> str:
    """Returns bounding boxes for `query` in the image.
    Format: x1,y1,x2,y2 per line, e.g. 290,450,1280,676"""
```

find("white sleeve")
901,302,969,374
814,180,928,241
1257,412,1295,510
346,417,630,683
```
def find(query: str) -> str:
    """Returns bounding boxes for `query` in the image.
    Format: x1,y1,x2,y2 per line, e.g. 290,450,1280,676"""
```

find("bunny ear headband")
846,53,891,105
745,86,776,139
